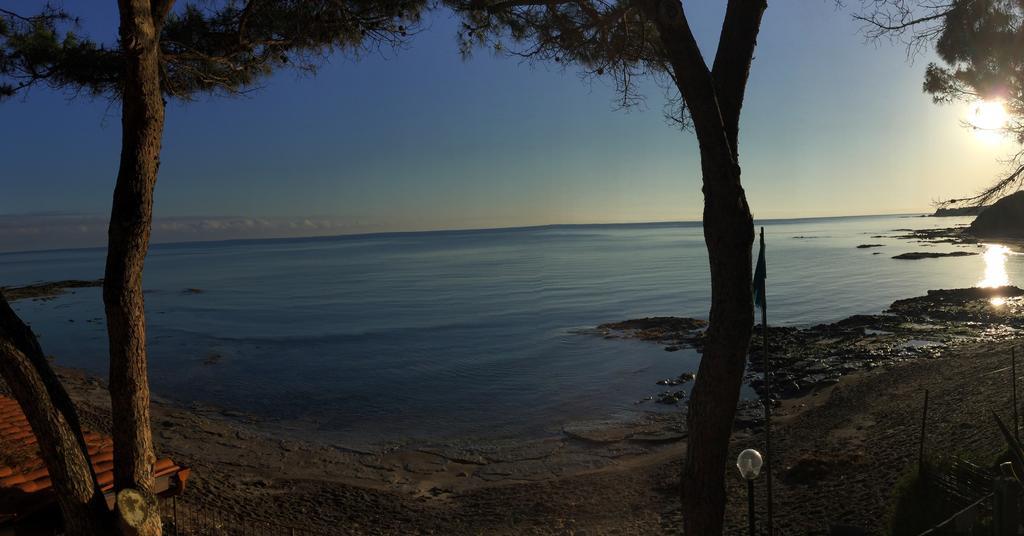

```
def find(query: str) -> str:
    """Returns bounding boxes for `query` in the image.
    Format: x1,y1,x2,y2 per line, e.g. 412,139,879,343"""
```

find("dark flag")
753,229,766,310
753,226,773,535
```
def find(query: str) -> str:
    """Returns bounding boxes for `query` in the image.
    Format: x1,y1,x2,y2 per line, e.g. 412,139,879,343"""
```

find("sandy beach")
0,332,1015,535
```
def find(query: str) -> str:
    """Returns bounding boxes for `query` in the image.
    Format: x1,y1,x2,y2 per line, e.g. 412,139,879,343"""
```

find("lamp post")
737,448,764,536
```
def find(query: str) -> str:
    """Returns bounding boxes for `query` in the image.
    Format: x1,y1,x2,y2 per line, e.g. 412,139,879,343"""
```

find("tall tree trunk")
0,296,113,535
645,1,765,532
682,155,754,535
105,2,167,534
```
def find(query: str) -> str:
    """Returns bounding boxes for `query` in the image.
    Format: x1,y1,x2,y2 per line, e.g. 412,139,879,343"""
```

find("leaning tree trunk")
0,295,113,535
105,2,168,534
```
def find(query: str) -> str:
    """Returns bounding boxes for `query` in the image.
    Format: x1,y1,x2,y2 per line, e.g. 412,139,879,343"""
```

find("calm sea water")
0,214,1018,444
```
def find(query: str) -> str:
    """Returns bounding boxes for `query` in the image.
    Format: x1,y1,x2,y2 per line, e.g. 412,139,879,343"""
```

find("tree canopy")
452,0,700,126
0,0,425,101
858,0,1024,205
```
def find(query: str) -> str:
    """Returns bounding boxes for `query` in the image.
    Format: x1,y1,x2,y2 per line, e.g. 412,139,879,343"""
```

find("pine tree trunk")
0,296,113,535
106,2,165,534
681,154,754,535
643,1,764,531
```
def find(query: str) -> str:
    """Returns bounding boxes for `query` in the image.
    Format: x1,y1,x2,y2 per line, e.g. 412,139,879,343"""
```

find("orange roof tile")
0,395,189,526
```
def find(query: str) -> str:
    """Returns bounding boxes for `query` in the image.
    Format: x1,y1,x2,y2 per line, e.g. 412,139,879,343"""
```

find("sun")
968,99,1009,142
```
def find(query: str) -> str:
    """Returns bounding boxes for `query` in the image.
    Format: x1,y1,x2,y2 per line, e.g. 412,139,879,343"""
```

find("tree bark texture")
0,295,113,535
105,3,170,534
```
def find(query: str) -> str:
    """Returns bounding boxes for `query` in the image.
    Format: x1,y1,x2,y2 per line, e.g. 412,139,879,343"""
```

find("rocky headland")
969,190,1024,238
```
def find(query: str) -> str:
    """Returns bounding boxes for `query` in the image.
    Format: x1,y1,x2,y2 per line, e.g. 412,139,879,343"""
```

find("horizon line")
0,211,929,256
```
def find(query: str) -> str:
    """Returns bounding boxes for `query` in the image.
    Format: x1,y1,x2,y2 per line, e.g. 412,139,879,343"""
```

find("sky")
0,1,1020,252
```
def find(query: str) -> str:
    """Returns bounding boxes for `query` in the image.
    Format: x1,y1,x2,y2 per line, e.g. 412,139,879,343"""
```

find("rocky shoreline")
591,285,1024,409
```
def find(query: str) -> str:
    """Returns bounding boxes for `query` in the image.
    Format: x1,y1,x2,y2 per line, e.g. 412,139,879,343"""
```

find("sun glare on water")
969,100,1009,143
978,244,1010,287
978,244,1013,305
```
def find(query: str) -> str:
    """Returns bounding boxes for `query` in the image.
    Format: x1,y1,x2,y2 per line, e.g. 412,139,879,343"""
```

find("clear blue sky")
0,1,1017,251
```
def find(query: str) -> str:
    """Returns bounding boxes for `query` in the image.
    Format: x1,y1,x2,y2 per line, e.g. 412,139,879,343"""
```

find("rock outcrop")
892,251,977,260
969,191,1024,237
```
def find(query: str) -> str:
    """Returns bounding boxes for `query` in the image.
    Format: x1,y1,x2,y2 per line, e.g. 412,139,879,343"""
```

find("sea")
0,214,1018,445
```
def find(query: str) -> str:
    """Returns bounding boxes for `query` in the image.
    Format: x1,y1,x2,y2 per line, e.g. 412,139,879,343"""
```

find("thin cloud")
0,214,386,253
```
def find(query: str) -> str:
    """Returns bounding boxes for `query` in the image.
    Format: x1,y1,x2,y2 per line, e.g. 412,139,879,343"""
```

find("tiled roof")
0,395,190,526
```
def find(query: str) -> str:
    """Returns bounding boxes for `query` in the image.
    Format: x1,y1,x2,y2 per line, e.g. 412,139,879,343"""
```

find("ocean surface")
1,214,1019,445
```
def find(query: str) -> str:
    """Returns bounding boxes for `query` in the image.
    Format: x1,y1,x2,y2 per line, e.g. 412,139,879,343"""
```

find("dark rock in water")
856,244,884,249
183,287,204,295
889,226,978,246
969,191,1024,238
892,251,977,260
599,317,705,331
596,316,706,345
655,390,685,404
664,345,680,352
678,372,695,382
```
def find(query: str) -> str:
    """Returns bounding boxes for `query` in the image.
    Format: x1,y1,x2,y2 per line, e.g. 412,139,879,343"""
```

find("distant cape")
931,205,988,217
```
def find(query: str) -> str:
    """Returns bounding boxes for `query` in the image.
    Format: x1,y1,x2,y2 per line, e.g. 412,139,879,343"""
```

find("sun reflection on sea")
979,244,1011,287
978,244,1012,305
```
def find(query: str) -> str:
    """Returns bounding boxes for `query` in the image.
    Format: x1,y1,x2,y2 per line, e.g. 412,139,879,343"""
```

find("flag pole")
759,226,774,536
